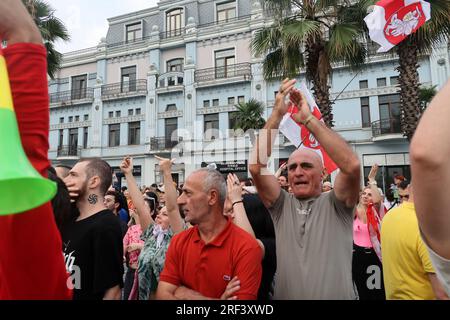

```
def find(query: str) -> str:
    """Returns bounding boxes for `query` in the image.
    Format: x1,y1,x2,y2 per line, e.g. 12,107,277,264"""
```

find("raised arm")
120,157,153,232
290,88,361,208
0,0,70,299
367,164,382,205
155,156,184,234
410,80,450,259
249,79,297,208
274,162,287,178
227,174,255,238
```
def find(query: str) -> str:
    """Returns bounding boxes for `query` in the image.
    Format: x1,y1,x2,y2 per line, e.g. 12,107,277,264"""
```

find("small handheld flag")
279,82,338,174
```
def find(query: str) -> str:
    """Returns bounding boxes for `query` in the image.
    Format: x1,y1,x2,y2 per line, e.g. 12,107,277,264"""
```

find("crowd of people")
0,0,449,301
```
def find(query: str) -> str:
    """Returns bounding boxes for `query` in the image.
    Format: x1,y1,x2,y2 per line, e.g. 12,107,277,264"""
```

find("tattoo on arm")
88,194,98,205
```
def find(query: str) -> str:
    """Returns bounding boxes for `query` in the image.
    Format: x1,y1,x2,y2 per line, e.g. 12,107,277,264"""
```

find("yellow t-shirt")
381,202,435,300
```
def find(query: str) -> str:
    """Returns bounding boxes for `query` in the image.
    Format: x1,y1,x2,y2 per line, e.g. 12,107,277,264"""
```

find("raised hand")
274,78,297,117
290,88,313,125
275,162,287,178
0,0,41,44
155,155,175,173
120,156,133,175
227,174,243,204
368,164,379,182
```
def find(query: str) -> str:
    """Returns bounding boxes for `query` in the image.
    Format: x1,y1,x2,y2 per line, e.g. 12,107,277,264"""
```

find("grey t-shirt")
269,189,356,300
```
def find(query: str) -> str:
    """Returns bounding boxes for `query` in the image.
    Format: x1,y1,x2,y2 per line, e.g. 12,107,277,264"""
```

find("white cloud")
46,0,158,53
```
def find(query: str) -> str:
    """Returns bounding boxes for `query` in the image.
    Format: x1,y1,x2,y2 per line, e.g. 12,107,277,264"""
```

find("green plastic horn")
0,48,56,215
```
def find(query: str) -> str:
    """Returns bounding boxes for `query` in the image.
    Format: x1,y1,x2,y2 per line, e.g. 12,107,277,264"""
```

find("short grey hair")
193,168,227,207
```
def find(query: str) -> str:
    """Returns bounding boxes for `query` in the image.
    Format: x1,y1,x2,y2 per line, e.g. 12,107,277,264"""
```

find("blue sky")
46,0,158,53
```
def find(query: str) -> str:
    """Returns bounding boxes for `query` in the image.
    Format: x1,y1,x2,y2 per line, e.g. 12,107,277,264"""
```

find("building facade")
49,0,450,191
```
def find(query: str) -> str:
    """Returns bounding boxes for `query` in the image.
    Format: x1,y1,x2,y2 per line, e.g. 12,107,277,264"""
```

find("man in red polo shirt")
156,168,262,300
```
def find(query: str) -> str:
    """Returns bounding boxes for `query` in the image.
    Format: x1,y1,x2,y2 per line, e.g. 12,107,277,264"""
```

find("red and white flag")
364,0,431,53
279,82,338,174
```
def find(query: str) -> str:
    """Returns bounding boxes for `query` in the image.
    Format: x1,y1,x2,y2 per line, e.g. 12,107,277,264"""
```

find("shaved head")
287,149,325,199
288,149,323,169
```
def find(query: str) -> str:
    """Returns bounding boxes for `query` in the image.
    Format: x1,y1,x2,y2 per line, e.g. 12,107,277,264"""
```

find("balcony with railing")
195,63,252,85
150,137,183,152
101,80,147,100
50,88,94,105
160,28,186,40
106,36,152,49
57,145,82,159
197,15,253,29
371,118,403,140
157,72,184,92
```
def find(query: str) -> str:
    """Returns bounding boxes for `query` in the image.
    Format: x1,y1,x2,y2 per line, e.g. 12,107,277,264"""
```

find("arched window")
167,58,184,72
166,8,183,36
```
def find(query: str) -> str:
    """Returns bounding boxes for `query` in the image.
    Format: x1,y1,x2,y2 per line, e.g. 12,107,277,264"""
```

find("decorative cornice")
156,85,184,94
330,86,401,100
103,114,145,125
50,99,94,108
107,51,149,63
50,121,91,131
158,110,183,119
107,8,158,24
49,77,69,85
197,105,237,115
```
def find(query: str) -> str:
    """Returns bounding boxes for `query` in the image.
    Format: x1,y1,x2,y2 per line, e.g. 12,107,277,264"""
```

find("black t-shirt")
243,194,277,300
118,218,129,239
62,210,124,300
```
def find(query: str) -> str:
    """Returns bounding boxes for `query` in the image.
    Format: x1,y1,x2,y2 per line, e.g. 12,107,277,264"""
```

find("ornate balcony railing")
158,72,184,88
57,145,82,158
101,80,147,98
194,63,252,83
160,28,185,39
150,137,183,151
49,88,94,104
371,118,402,137
197,15,252,29
106,36,153,49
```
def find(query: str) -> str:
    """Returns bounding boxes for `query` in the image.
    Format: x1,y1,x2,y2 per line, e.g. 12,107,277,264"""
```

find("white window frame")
164,7,185,35
123,20,144,43
214,0,238,23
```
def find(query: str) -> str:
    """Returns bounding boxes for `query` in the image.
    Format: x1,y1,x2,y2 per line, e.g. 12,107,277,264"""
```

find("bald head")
288,149,324,169
287,149,325,199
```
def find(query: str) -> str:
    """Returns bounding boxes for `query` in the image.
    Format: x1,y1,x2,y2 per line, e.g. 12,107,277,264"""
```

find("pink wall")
106,56,150,83
58,62,97,78
160,47,186,72
196,37,252,69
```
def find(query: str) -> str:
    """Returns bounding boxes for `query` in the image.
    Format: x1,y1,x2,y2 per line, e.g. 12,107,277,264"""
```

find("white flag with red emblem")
364,0,431,53
279,83,338,174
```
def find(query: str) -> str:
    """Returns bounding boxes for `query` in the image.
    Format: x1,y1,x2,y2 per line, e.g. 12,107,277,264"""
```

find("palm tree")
232,99,266,143
394,0,450,140
24,0,70,79
233,99,266,132
252,0,370,127
418,85,437,112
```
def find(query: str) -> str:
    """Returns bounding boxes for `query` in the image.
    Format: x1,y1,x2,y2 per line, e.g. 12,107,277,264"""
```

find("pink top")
123,224,144,268
353,217,373,248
